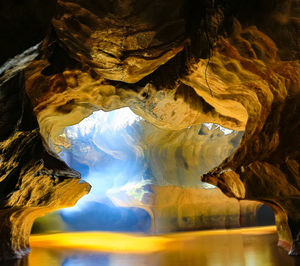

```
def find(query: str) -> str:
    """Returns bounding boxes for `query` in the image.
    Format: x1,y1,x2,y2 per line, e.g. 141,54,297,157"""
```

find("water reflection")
23,227,300,266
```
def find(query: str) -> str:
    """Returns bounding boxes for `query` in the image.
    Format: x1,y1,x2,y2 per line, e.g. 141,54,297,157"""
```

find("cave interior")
0,0,299,264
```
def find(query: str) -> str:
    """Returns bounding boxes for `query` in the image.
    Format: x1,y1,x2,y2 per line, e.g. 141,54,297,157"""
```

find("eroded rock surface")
142,123,243,186
0,59,90,260
0,0,299,259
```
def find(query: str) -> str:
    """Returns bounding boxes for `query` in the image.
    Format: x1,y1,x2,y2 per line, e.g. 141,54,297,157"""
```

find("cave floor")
27,226,299,266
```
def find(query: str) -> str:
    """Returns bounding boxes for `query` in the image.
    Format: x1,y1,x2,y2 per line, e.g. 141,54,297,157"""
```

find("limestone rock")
0,69,90,260
0,0,299,258
108,185,263,233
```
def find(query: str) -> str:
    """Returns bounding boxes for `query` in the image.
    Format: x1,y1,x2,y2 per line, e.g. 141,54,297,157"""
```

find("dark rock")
0,0,299,259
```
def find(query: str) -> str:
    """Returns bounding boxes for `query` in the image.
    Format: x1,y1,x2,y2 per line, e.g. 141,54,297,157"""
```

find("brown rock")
0,0,299,259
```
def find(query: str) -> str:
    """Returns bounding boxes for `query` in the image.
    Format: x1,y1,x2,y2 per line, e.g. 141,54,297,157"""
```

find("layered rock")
142,123,243,186
199,14,300,255
0,0,299,259
0,55,90,260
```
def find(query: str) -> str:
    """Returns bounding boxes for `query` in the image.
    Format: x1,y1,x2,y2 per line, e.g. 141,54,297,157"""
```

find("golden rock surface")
0,0,299,259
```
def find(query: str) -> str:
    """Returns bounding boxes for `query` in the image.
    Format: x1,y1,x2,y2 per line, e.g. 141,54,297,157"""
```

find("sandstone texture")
0,0,299,259
0,47,90,260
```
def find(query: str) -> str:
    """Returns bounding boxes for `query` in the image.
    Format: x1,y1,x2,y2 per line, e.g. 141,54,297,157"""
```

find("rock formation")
142,123,243,186
45,115,257,234
0,0,299,259
0,45,90,260
108,185,263,233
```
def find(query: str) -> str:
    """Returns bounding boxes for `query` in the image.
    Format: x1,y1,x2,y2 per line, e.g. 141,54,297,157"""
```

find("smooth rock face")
0,0,299,259
108,185,262,233
142,123,243,186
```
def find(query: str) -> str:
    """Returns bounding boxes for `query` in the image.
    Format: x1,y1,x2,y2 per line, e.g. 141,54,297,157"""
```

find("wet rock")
0,0,299,258
0,70,90,260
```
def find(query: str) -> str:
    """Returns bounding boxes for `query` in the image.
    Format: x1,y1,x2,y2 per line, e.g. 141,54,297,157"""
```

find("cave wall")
142,122,243,186
0,45,90,260
108,184,262,233
0,0,299,259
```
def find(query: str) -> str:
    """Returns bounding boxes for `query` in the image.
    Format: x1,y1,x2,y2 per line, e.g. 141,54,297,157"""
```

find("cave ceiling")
0,0,299,259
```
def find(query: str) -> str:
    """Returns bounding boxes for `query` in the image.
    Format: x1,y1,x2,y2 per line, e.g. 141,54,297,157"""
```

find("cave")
32,107,267,235
0,0,299,265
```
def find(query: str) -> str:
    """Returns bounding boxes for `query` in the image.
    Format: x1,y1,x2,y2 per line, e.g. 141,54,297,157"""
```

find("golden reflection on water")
28,226,299,266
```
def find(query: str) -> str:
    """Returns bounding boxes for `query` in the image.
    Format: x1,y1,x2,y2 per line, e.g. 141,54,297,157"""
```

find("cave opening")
32,107,274,235
0,0,299,263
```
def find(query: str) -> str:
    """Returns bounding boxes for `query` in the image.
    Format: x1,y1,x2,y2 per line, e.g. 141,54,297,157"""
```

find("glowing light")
55,108,153,232
200,182,216,189
29,226,280,266
107,179,152,201
53,108,243,232
30,232,173,253
203,123,234,135
60,107,148,204
65,108,142,139
30,226,276,253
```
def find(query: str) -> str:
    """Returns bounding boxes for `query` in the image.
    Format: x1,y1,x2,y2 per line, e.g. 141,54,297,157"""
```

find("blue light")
58,108,152,232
